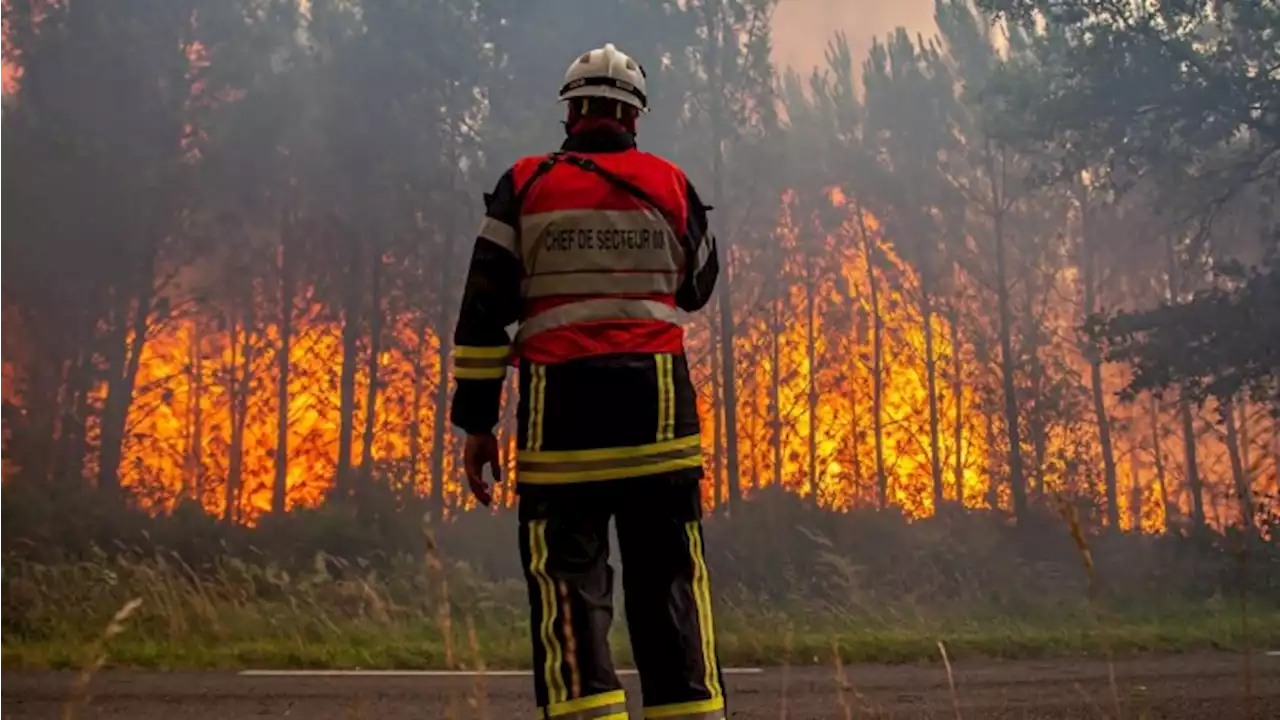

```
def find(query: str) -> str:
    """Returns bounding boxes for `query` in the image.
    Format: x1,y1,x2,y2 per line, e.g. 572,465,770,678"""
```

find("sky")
770,0,936,75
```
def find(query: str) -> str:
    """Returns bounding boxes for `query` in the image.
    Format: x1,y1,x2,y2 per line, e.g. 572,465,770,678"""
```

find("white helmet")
558,43,649,112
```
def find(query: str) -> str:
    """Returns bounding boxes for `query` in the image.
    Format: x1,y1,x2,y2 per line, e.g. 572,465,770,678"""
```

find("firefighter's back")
508,134,711,487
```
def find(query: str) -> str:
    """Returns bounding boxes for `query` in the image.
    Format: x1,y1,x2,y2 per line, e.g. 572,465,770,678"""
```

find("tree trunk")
187,324,205,502
984,406,998,509
408,313,429,494
1148,395,1172,527
359,253,384,483
1129,440,1142,531
806,253,819,505
950,301,965,505
709,297,724,509
1222,397,1254,532
989,145,1027,522
226,300,257,526
1079,192,1120,528
857,206,888,509
97,253,157,497
849,282,864,501
272,217,294,515
52,352,91,489
1180,400,1207,532
770,293,783,492
702,4,739,510
1025,311,1047,500
335,235,362,499
920,276,944,509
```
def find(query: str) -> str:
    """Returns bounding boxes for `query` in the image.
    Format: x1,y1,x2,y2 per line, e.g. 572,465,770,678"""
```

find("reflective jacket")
449,127,719,486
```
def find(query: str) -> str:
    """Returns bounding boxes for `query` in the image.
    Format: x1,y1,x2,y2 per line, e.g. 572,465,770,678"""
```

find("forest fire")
30,184,1258,530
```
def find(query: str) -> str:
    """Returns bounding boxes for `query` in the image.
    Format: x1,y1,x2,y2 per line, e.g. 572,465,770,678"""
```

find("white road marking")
1266,651,1280,657
239,668,764,678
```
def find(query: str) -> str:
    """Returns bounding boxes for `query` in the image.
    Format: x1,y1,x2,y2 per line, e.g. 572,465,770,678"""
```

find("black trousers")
518,475,726,720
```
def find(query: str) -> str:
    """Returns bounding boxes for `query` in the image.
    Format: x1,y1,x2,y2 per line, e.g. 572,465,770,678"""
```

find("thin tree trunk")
984,406,998,509
770,294,783,492
359,253,384,483
1180,400,1207,532
52,352,91,489
1129,440,1142,531
226,300,257,526
1164,236,1206,534
432,179,461,520
806,253,819,505
701,4,739,510
1079,191,1120,528
1149,395,1172,527
989,144,1027,522
1025,313,1047,500
950,301,965,505
857,205,888,509
710,297,724,509
1223,397,1254,532
188,324,205,502
273,217,294,515
408,313,429,493
335,234,362,499
849,282,864,502
921,278,944,509
97,252,157,496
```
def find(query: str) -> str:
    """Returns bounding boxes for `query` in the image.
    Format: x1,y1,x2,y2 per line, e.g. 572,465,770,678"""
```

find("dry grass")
4,543,1277,672
60,597,143,720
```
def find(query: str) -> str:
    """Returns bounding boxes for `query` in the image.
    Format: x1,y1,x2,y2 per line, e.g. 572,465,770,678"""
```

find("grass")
4,549,1278,671
5,491,1277,674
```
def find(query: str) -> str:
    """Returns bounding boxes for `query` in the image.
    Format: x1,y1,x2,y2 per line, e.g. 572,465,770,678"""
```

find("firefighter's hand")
464,433,501,507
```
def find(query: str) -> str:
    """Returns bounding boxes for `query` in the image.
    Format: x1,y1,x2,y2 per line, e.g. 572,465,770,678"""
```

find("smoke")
771,0,936,75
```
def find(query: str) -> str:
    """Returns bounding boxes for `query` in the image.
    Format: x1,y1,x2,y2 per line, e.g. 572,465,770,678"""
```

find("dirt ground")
4,652,1278,719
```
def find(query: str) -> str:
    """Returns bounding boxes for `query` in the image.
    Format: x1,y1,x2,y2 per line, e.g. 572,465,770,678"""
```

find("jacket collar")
561,126,637,153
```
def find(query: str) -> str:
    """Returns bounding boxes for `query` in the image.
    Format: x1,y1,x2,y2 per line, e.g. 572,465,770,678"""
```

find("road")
4,653,1278,719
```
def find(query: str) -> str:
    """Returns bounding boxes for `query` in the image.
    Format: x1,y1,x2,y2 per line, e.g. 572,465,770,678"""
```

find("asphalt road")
5,652,1278,719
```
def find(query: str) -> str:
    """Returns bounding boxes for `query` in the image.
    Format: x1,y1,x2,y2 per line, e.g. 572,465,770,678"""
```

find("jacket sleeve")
675,177,719,313
449,168,523,436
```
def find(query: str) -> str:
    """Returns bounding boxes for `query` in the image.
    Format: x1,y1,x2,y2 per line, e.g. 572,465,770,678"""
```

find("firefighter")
449,42,725,720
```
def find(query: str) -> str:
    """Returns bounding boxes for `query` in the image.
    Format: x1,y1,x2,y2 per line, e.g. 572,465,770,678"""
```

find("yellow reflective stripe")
527,364,547,451
598,713,630,720
685,522,722,702
655,354,675,442
546,690,627,718
521,435,699,464
455,345,509,380
454,366,507,381
530,520,567,704
456,345,511,359
644,696,725,718
519,455,703,485
557,580,581,699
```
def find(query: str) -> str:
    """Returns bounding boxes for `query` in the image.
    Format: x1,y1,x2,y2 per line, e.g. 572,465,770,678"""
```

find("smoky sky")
772,0,936,74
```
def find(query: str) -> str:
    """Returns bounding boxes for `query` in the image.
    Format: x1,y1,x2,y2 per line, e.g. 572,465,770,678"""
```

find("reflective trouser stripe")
518,435,703,484
528,364,547,451
515,298,682,346
686,522,722,701
454,345,510,380
655,354,675,442
644,697,725,719
530,520,567,704
543,689,629,719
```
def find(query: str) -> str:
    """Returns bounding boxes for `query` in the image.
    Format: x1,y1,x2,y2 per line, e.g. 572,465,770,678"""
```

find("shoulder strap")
515,151,679,230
